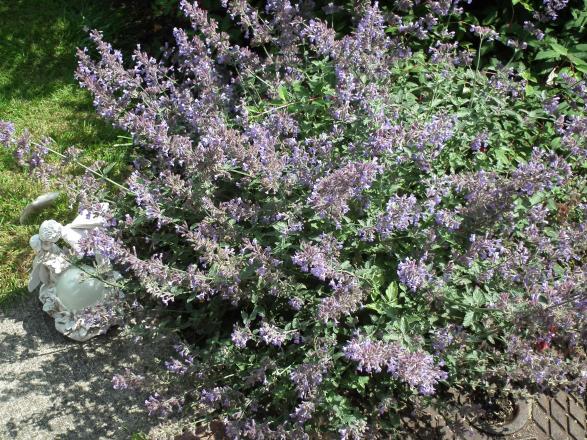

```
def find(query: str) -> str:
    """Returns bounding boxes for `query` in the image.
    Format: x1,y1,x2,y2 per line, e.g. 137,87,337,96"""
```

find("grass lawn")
0,0,137,305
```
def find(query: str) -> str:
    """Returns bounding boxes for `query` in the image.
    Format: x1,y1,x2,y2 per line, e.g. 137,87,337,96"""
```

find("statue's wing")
67,215,105,229
68,203,109,229
20,192,60,225
60,225,88,251
61,205,108,250
28,262,42,292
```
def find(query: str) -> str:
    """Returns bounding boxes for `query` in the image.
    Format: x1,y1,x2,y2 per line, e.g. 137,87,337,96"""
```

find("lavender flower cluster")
374,194,421,237
343,336,448,395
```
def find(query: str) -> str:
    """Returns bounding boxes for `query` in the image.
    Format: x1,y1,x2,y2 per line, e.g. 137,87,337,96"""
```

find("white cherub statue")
28,204,124,341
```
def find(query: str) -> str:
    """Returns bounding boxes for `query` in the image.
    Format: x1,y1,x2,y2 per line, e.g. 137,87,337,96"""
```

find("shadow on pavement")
0,293,172,439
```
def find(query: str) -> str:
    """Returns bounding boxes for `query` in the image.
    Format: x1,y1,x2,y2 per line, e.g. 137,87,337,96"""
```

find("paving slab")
412,391,586,440
457,392,587,440
527,392,586,440
0,294,172,440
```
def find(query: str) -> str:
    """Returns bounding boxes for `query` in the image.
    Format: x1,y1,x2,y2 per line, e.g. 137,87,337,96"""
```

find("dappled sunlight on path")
0,294,171,439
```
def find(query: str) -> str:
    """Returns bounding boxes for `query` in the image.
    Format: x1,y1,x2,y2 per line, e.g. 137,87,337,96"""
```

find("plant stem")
476,37,484,74
469,37,484,110
37,142,133,195
66,257,126,290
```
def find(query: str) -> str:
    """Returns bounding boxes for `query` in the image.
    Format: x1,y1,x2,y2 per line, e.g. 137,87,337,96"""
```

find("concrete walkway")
0,294,172,440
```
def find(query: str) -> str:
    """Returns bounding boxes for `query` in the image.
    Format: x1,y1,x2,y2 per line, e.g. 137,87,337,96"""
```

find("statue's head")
39,219,63,243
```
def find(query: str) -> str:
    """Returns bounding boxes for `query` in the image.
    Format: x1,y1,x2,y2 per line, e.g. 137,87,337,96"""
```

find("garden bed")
1,0,586,438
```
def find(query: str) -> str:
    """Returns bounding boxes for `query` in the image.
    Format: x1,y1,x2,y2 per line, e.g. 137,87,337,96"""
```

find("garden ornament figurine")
27,203,124,341
19,191,60,224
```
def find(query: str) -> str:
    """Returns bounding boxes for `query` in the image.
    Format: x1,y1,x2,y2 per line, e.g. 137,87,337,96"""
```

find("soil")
469,387,517,426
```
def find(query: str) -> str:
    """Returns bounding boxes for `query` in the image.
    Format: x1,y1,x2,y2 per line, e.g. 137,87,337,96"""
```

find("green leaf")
566,53,587,71
529,191,545,205
365,303,384,314
101,162,115,175
550,42,568,56
512,0,534,11
385,281,399,304
463,310,475,328
354,375,370,390
494,149,510,166
277,85,287,102
534,50,559,61
472,289,485,306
